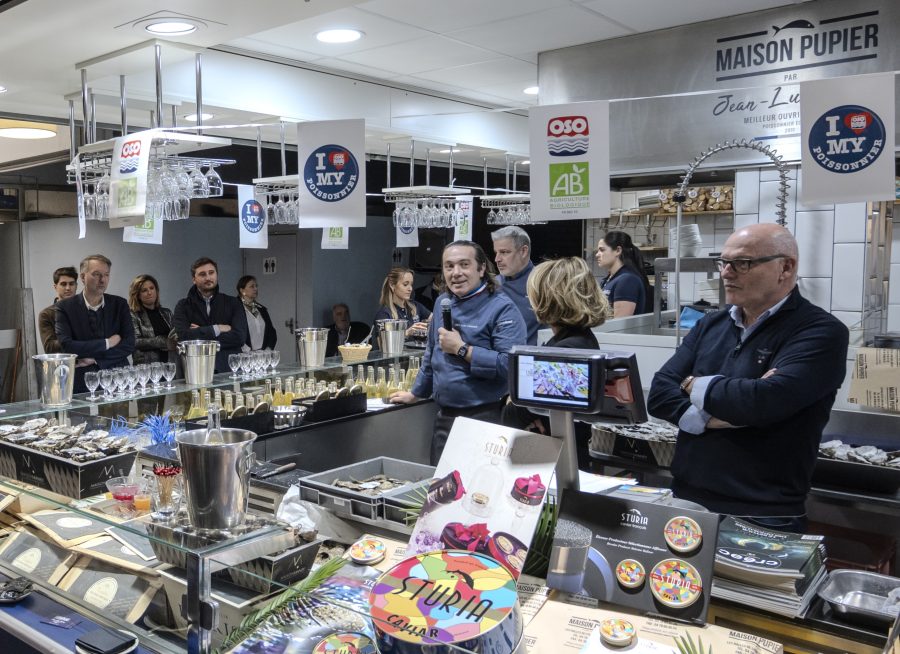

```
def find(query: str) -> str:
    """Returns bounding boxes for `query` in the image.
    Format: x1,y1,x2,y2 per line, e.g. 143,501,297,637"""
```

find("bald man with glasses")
648,223,848,533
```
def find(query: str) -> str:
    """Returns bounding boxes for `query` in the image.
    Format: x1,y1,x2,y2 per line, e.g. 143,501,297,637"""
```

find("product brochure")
547,490,719,624
406,417,562,579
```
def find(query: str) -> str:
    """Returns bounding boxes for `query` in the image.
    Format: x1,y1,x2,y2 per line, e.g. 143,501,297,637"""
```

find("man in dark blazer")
325,303,370,357
55,254,135,393
173,257,248,373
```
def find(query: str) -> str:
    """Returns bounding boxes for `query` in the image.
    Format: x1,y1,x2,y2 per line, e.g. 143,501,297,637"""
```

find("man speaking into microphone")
390,241,527,464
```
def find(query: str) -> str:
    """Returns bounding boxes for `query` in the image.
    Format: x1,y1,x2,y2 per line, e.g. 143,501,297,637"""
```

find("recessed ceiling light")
316,28,363,44
184,113,214,121
520,160,530,166
523,86,539,95
134,16,206,36
439,148,461,154
0,127,56,139
0,86,7,94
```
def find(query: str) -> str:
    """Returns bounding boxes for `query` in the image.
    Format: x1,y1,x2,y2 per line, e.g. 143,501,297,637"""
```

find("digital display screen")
516,355,591,408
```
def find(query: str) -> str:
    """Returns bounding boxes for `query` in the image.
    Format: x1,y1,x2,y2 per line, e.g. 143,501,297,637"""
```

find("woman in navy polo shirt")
595,231,652,317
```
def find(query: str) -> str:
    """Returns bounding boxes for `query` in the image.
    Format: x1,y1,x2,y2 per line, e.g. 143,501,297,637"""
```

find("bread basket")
338,343,372,363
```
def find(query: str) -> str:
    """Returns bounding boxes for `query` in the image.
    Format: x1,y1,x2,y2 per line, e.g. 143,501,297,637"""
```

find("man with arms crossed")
648,224,849,532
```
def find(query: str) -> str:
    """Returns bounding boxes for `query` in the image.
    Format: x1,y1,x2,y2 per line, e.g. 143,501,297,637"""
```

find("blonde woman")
502,257,609,468
373,267,431,338
128,274,176,365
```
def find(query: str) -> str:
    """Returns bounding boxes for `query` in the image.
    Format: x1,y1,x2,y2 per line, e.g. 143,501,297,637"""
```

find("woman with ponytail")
595,231,652,317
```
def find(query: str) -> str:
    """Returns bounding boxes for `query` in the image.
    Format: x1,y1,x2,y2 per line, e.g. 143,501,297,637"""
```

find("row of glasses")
486,204,532,225
93,363,176,400
260,190,300,225
228,350,281,379
81,172,111,221
392,200,466,230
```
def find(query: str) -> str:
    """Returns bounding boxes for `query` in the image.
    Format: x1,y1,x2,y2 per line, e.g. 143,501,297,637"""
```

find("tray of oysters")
0,416,136,463
814,439,900,494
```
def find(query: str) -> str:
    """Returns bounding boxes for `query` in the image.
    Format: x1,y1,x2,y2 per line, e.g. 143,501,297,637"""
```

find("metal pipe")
483,157,488,192
409,139,415,187
513,160,518,193
256,127,262,179
505,154,510,192
194,53,203,134
80,69,89,145
386,143,391,188
279,121,286,176
448,148,453,187
119,75,127,135
67,100,76,160
154,44,163,129
171,105,177,128
89,90,96,142
425,148,430,186
549,411,580,492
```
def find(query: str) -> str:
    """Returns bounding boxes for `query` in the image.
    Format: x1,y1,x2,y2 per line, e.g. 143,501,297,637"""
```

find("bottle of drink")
263,380,274,406
213,389,223,407
185,390,202,420
201,390,210,414
375,367,387,399
365,367,376,397
356,365,365,386
273,378,285,407
223,392,234,416
387,368,401,396
283,377,295,405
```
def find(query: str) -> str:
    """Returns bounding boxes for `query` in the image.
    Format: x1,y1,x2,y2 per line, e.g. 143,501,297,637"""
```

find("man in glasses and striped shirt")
648,223,848,533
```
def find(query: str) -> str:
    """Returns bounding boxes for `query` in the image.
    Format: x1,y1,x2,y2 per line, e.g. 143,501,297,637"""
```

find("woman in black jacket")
502,257,610,468
237,275,277,351
129,274,176,365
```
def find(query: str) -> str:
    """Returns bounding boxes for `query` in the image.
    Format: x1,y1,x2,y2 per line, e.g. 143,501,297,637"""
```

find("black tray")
292,392,366,422
812,457,900,495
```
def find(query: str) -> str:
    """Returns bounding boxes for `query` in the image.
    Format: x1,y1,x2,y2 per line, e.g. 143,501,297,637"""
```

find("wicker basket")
338,344,372,363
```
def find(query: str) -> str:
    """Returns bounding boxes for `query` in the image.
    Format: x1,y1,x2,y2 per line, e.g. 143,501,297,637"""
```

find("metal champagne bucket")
177,339,220,385
377,319,407,355
176,428,257,530
295,327,328,367
32,354,76,407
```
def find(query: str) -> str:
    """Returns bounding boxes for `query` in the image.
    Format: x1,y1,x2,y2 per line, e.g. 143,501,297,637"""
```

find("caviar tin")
349,537,386,565
368,549,523,653
663,516,703,553
599,618,636,647
649,558,703,609
615,559,646,589
312,631,377,654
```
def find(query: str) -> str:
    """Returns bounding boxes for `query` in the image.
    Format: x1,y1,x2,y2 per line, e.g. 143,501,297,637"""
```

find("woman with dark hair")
595,230,652,317
374,267,431,338
128,274,176,364
236,275,277,351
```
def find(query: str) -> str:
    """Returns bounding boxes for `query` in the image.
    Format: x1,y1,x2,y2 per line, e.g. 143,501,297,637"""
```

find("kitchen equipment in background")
178,340,219,385
32,354,76,408
669,224,703,258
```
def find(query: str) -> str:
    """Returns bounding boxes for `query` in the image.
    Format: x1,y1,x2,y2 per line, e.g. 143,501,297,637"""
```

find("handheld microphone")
441,298,453,331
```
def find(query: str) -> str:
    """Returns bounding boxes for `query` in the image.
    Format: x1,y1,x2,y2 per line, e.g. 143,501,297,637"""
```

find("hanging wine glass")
190,165,209,198
205,165,223,197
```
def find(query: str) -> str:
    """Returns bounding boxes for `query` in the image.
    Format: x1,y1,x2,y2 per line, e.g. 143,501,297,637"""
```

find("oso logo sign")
119,139,142,174
303,144,359,202
546,115,589,157
241,199,265,233
808,104,886,173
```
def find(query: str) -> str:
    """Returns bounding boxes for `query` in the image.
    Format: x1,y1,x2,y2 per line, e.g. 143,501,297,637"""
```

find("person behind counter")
173,257,248,373
374,267,431,339
38,266,77,354
648,223,849,533
128,274,176,365
414,272,443,313
389,241,527,464
236,275,277,351
325,303,370,357
595,231,651,318
55,254,135,393
492,226,541,345
501,257,609,468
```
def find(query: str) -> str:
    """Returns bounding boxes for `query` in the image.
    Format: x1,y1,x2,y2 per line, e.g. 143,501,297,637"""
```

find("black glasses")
714,254,787,274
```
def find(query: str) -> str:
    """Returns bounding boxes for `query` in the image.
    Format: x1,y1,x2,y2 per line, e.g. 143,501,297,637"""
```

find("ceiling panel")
409,58,536,89
356,0,569,33
337,35,498,76
579,0,801,32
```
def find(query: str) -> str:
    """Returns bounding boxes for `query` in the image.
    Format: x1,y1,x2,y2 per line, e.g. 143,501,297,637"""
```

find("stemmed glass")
205,165,223,197
228,353,241,379
163,362,176,389
99,369,114,399
190,165,209,198
269,350,280,374
275,193,288,225
252,351,266,377
126,367,139,397
84,371,100,401
113,367,127,398
95,173,110,221
239,352,252,379
150,362,163,389
137,364,151,394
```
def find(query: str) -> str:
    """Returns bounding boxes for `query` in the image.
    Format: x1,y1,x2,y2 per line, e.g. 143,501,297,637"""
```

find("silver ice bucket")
176,428,257,531
32,353,76,408
296,327,328,367
178,339,219,385
377,319,407,355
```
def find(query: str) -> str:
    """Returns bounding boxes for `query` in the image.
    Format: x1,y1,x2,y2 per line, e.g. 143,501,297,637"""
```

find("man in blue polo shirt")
492,226,541,345
390,240,527,464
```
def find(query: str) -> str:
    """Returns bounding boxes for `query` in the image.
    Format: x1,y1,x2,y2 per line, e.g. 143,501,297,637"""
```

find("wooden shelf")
619,210,733,217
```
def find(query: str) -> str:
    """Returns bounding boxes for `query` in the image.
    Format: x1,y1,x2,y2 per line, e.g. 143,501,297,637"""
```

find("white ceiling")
0,0,800,169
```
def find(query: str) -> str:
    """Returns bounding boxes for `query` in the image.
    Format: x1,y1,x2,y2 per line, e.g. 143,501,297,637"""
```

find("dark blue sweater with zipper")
648,286,849,517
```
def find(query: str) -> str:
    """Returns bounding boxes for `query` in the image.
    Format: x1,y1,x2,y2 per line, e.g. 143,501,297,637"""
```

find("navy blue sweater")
648,287,849,516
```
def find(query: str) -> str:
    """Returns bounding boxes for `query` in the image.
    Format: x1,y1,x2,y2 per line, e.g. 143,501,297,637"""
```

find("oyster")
332,474,411,496
20,418,48,431
0,425,20,436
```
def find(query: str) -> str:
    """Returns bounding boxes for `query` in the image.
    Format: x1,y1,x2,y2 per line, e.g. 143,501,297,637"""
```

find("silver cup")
176,428,257,531
32,353,76,407
295,327,328,367
377,319,407,355
178,339,220,385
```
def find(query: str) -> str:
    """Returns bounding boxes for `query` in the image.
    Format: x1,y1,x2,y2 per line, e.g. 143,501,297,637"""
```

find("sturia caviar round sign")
368,550,523,652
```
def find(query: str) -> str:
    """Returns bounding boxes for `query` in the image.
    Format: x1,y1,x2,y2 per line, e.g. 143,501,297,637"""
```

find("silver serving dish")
817,569,900,624
273,405,307,430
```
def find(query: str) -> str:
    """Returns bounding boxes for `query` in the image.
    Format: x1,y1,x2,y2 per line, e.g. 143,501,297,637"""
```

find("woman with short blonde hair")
527,257,609,332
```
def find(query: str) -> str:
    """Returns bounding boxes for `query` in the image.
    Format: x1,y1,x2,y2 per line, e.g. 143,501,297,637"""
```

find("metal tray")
817,569,900,625
812,457,900,495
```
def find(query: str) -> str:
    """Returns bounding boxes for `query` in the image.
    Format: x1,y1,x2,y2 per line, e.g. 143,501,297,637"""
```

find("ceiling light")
316,29,363,44
0,127,56,139
523,86,539,95
0,86,7,94
184,113,214,121
133,16,207,35
520,160,530,166
439,148,461,154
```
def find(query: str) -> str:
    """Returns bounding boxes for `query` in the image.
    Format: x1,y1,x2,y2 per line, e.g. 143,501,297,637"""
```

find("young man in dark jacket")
173,257,248,373
648,224,849,533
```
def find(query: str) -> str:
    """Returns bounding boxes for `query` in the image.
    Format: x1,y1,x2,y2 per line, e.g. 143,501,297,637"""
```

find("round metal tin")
615,558,646,589
349,537,386,565
312,631,377,654
599,618,636,647
663,516,703,553
649,558,703,609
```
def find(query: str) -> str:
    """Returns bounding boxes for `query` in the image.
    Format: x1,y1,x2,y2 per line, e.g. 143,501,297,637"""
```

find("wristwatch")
679,375,695,394
457,343,469,358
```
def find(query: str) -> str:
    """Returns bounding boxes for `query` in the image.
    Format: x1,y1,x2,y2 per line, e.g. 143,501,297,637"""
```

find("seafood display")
332,474,412,497
0,417,135,462
819,440,900,468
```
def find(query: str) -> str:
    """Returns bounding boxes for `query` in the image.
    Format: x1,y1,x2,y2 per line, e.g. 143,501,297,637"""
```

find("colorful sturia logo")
119,140,141,174
546,116,589,157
